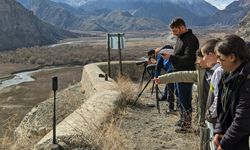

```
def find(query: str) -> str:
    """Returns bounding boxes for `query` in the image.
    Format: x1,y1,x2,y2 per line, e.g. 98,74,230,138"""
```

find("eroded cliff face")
237,11,250,40
0,0,76,51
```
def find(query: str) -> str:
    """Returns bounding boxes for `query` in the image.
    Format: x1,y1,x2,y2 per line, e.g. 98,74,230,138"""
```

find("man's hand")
214,134,224,149
217,145,224,150
161,52,171,59
154,47,162,54
153,77,160,85
148,58,156,64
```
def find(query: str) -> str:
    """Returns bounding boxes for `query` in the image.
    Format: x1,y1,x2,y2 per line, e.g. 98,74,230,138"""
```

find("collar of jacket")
180,29,192,39
211,63,220,71
223,62,249,85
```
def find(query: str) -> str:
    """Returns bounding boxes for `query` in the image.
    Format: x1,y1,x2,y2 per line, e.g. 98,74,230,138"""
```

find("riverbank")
0,63,37,79
0,65,83,147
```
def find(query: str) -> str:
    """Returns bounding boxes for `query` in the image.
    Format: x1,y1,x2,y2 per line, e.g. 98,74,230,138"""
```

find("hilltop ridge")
0,0,77,51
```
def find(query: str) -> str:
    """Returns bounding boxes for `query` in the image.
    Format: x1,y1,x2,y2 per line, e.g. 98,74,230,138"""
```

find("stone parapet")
34,61,143,149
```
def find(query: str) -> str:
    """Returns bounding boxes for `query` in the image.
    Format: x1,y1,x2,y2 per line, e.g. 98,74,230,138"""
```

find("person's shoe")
175,119,183,127
175,125,192,133
146,103,155,107
159,95,168,101
175,118,192,133
165,109,176,115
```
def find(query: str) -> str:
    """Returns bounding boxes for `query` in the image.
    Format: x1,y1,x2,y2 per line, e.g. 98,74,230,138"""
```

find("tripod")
133,63,161,106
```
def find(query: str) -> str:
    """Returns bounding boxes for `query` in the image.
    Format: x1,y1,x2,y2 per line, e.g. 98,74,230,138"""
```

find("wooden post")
118,33,123,75
107,33,111,77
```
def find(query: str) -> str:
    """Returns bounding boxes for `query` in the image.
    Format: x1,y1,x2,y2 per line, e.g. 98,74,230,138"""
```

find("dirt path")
117,91,200,150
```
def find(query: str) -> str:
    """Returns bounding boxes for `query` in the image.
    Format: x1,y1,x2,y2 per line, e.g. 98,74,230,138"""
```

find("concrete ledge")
80,63,118,98
35,90,120,149
34,61,143,149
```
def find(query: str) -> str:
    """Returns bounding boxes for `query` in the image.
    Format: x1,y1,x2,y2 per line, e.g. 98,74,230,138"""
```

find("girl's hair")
215,34,250,62
201,38,221,55
196,49,203,57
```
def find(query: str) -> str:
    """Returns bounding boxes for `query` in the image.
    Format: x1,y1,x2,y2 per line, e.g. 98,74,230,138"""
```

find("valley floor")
0,65,83,148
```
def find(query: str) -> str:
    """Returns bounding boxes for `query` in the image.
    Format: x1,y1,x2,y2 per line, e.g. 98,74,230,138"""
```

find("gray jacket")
158,68,209,126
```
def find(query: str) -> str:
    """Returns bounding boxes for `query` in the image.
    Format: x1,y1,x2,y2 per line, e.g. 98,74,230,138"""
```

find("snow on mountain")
50,0,217,7
50,0,89,7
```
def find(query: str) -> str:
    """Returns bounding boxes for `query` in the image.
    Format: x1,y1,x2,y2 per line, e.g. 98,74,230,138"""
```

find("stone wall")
33,61,144,149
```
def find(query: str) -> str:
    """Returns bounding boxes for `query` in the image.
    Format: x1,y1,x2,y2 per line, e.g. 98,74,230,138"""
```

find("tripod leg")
151,80,155,96
137,68,147,96
133,76,153,105
156,84,160,113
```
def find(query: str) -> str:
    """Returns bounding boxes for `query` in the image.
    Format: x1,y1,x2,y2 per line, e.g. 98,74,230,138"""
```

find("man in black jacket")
162,17,199,133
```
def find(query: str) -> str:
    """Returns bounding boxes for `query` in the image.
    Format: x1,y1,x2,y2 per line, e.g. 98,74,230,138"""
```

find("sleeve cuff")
220,138,230,150
169,55,174,62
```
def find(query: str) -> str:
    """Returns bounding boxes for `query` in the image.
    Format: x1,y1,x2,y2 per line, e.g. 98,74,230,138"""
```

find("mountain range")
1,0,249,51
17,0,169,31
0,0,77,51
16,0,218,32
17,0,250,33
203,0,250,26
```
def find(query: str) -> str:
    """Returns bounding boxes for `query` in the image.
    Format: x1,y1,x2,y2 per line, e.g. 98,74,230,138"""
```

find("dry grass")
55,112,134,150
52,121,133,150
100,118,134,150
49,75,137,149
0,114,18,149
0,36,164,67
115,75,138,108
0,67,83,150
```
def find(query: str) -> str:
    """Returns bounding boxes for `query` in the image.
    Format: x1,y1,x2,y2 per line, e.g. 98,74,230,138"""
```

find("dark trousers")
163,83,175,110
177,83,193,124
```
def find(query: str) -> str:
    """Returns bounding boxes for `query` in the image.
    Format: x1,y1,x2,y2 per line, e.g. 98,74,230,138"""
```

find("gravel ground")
116,90,200,150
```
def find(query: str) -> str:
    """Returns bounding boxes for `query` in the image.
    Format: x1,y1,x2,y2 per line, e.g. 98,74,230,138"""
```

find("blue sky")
205,0,236,9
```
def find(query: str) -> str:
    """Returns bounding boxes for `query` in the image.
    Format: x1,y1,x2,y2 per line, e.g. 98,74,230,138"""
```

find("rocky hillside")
17,0,90,31
203,0,250,26
17,0,167,32
15,0,250,32
93,10,167,31
0,0,77,51
51,0,90,7
237,11,250,40
80,0,218,26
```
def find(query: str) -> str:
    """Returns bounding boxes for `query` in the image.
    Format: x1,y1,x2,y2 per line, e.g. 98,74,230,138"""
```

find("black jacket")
169,29,199,71
214,61,250,150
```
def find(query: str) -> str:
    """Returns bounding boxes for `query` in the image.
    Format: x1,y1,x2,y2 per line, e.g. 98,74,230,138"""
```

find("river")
0,67,62,90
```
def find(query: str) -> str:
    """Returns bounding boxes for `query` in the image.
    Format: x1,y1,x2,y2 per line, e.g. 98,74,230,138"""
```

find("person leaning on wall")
154,39,220,150
200,38,224,150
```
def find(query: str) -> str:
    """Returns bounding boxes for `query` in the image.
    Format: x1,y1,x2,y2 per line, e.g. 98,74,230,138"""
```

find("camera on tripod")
135,56,156,76
133,49,158,106
134,46,174,113
136,59,147,66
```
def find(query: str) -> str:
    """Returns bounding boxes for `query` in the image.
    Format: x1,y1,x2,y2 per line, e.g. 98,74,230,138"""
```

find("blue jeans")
176,83,193,114
163,83,175,110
